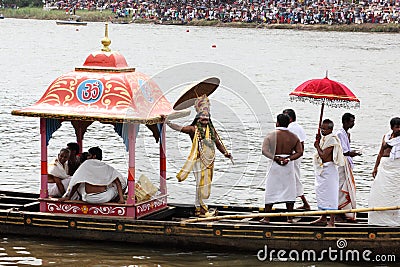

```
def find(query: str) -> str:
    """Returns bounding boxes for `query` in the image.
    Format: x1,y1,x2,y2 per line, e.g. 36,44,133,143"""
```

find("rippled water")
0,18,399,266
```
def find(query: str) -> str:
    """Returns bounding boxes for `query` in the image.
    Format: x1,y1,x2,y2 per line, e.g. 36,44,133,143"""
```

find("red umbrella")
289,73,360,134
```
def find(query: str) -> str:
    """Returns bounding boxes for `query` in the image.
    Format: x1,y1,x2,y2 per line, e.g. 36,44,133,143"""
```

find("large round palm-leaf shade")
290,77,360,108
173,77,220,110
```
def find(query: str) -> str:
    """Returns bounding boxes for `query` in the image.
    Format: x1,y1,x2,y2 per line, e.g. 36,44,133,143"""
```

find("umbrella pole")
317,102,325,135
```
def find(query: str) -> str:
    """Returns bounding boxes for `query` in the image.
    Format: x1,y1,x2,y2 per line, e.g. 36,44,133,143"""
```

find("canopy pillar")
126,123,137,217
40,118,48,211
160,123,167,195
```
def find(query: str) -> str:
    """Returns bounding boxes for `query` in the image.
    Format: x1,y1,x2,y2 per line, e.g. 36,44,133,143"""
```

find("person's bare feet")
296,205,311,211
259,218,270,224
310,218,327,226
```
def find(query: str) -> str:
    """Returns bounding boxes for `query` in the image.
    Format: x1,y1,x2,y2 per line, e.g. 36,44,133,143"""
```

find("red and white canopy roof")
12,26,188,125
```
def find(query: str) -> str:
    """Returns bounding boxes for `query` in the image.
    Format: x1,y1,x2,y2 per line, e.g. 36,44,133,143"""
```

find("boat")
1,190,400,260
56,15,87,26
4,24,400,261
0,14,4,19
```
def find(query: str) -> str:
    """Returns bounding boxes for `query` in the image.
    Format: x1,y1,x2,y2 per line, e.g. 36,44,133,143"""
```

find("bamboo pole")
183,206,400,223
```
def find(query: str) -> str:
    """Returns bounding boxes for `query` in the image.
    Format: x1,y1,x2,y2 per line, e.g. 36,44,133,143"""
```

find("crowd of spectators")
43,0,400,25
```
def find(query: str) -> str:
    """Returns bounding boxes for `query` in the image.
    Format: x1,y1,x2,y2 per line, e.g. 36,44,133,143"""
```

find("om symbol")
77,79,104,104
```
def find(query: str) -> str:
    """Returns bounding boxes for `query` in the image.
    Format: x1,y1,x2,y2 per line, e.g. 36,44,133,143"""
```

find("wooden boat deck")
0,190,398,258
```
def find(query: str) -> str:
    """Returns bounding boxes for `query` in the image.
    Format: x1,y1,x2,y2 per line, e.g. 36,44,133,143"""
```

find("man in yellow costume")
165,94,232,217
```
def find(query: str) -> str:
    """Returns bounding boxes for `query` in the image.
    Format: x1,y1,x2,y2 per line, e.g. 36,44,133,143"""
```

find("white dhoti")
294,158,304,197
80,184,119,204
368,157,400,226
64,159,126,203
265,155,296,205
315,162,339,210
338,160,357,220
48,178,71,197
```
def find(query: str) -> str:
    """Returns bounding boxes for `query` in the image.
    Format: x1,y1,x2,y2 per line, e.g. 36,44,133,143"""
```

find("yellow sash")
176,126,215,183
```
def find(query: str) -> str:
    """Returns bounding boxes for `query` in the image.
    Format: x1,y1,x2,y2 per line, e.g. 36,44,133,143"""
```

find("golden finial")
101,23,111,52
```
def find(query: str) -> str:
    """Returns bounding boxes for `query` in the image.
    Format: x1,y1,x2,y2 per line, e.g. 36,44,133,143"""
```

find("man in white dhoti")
61,147,126,204
313,119,346,227
336,113,361,221
369,117,400,226
283,108,310,210
260,114,303,224
48,148,71,197
165,95,232,217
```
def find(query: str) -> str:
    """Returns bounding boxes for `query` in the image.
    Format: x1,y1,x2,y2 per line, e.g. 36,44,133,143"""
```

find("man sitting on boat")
48,148,71,197
60,147,126,204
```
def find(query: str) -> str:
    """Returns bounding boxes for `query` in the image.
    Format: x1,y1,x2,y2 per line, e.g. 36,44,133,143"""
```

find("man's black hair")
277,114,290,128
283,108,296,121
88,146,102,161
342,113,355,124
67,142,80,153
390,117,400,128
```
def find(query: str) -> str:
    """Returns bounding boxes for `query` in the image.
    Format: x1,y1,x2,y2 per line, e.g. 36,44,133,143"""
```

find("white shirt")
288,121,306,143
336,128,354,168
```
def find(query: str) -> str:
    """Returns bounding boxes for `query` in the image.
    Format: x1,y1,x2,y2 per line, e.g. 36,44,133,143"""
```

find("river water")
0,18,399,266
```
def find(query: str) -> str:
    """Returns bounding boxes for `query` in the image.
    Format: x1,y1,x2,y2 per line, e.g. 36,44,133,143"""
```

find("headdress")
194,94,210,117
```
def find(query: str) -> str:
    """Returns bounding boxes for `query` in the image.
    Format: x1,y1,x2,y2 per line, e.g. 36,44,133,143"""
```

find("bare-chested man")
260,114,303,224
312,119,345,227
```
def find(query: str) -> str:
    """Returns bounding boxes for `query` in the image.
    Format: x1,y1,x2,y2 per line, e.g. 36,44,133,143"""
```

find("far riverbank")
2,7,400,33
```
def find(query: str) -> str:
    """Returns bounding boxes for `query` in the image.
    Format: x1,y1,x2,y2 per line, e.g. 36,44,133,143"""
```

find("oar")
183,206,400,223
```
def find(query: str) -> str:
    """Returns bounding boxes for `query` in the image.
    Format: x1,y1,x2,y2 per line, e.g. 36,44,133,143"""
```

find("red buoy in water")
186,29,189,32
211,44,216,48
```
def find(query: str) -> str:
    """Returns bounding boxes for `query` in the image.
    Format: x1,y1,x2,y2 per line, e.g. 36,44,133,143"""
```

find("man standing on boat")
164,95,232,217
283,108,311,211
60,146,126,204
336,113,361,221
369,117,400,226
312,119,346,227
260,114,303,224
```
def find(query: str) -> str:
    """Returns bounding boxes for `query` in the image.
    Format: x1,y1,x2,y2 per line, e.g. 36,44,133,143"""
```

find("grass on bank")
1,7,114,21
2,7,400,32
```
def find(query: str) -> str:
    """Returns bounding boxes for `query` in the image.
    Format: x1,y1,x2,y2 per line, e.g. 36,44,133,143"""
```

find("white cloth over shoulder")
48,159,70,180
265,154,296,205
48,158,71,197
313,133,346,175
368,157,400,226
64,159,126,200
385,131,400,160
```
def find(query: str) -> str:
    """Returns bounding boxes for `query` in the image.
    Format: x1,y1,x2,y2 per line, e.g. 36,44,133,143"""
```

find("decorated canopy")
12,25,188,125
